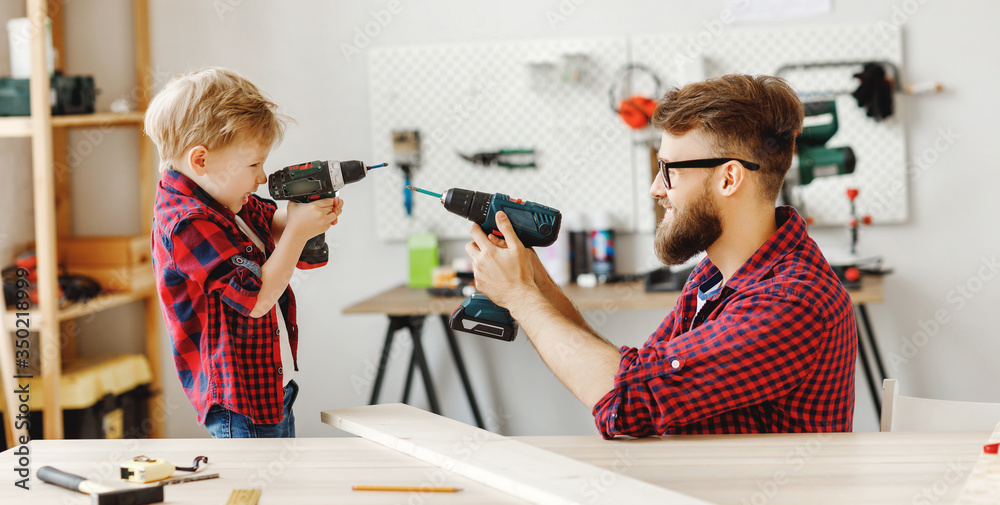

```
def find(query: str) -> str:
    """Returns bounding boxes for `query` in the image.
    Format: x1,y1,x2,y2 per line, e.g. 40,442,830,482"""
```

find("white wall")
2,0,998,438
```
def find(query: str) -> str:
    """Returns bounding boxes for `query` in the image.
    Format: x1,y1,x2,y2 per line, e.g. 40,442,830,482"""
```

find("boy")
144,67,342,437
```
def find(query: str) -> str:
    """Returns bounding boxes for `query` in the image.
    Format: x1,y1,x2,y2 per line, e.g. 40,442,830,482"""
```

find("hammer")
38,466,164,505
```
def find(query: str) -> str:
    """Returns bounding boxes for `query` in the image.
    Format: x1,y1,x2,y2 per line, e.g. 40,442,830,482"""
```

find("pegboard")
632,23,906,226
369,23,907,240
369,38,634,241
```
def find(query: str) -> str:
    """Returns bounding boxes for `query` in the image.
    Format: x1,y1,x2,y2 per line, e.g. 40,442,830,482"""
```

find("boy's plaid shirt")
152,170,298,424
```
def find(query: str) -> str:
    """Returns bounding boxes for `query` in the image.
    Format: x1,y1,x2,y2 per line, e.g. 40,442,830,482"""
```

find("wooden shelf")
0,111,144,138
0,0,161,443
4,281,155,329
0,117,32,137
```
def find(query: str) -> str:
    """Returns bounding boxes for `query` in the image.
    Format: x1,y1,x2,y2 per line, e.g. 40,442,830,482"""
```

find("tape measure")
120,455,208,483
120,456,175,483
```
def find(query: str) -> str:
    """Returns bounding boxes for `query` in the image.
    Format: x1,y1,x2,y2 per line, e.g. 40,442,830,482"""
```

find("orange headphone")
610,64,662,129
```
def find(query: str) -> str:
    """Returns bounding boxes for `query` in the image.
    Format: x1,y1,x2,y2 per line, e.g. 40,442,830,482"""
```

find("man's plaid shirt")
152,170,298,424
593,207,857,437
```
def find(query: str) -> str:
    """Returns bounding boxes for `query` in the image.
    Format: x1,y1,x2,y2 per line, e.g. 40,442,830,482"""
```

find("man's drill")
408,186,562,341
269,160,385,269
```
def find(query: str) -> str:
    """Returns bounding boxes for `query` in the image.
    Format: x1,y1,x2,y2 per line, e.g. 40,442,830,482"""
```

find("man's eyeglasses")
657,158,760,190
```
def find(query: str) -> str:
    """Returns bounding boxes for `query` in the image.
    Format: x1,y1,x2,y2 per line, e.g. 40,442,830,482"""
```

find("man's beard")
654,181,723,266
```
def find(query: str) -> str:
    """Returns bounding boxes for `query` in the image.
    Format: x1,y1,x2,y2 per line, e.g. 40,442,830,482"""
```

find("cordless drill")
269,160,385,269
408,186,562,341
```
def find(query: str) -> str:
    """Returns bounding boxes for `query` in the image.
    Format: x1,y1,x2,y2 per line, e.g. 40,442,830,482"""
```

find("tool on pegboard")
609,63,662,130
776,60,943,121
392,130,421,216
458,149,536,169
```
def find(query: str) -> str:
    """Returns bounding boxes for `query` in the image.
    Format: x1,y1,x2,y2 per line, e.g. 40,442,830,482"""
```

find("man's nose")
650,172,667,198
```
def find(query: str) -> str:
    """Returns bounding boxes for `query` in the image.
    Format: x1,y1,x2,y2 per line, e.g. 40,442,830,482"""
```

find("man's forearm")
250,233,307,318
533,272,611,343
530,254,613,341
508,288,620,409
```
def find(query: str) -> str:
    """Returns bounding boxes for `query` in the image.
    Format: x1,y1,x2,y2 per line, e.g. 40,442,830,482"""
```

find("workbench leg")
401,347,417,404
401,316,425,404
441,315,486,429
369,316,406,405
855,306,882,418
857,305,888,381
408,318,441,414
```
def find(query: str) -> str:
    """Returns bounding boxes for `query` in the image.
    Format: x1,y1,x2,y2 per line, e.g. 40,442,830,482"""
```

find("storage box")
59,235,151,268
408,233,439,288
0,354,152,450
0,75,97,117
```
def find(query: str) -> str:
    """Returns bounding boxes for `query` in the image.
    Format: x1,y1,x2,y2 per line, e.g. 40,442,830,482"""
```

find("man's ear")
719,160,746,197
187,146,209,176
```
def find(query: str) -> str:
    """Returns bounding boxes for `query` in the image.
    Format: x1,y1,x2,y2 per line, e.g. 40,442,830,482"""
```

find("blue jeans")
204,380,298,438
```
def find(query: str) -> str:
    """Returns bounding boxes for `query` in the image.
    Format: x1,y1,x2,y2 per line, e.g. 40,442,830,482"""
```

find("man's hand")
465,211,538,308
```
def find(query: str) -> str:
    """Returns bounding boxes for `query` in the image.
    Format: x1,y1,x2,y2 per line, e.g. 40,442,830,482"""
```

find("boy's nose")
255,169,267,185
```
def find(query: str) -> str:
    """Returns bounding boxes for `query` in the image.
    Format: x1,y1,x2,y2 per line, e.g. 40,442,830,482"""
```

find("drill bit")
369,162,388,169
406,186,443,199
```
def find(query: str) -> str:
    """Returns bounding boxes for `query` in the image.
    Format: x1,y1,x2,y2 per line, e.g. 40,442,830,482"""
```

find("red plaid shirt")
152,170,298,425
593,207,856,438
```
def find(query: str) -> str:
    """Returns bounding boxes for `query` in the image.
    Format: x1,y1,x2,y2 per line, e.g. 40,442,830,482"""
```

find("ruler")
227,489,262,505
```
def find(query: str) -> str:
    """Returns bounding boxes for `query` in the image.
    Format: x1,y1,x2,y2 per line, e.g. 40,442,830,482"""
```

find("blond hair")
143,67,290,172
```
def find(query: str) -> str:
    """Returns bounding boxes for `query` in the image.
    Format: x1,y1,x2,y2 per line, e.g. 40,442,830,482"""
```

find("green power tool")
794,100,856,185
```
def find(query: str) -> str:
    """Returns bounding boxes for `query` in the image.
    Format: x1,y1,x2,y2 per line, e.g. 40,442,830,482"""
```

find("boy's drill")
269,160,385,269
408,186,562,341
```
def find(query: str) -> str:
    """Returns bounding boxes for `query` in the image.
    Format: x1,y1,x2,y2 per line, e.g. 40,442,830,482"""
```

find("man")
466,74,857,438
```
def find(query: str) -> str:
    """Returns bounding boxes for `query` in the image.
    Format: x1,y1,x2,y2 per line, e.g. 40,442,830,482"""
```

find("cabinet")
0,0,162,443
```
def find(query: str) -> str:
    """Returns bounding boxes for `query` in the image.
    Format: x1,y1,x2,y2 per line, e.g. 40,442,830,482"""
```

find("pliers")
458,149,536,169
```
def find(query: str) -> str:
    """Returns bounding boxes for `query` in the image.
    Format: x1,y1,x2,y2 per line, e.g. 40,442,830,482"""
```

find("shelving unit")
0,0,161,444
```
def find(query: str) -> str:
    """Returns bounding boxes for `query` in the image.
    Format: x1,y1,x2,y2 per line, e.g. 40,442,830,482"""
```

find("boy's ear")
187,146,209,176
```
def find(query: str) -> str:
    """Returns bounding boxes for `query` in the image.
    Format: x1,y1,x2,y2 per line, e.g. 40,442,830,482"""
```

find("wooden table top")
344,275,885,316
2,425,989,505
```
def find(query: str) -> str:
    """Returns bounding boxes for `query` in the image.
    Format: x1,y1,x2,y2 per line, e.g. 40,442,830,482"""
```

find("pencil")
352,485,462,493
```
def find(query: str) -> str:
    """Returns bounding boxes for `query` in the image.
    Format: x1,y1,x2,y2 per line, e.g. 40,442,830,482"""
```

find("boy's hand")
286,197,344,241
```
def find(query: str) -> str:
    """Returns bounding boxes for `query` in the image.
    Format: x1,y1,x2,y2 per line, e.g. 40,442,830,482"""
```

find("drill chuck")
442,188,492,224
339,160,372,185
